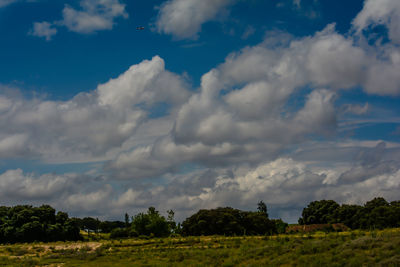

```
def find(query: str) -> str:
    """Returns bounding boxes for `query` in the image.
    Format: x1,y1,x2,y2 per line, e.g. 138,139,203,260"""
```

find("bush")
131,207,171,237
181,207,277,236
0,205,81,244
110,228,129,239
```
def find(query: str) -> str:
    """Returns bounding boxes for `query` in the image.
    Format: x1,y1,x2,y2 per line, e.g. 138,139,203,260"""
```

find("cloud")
29,21,57,41
6,0,400,222
0,0,17,8
133,144,400,222
341,103,369,115
107,11,400,180
0,169,80,201
61,0,128,34
5,145,400,222
107,23,381,180
155,0,235,39
107,35,344,179
306,25,367,89
98,56,189,108
350,0,400,95
353,0,400,44
0,56,190,163
30,0,128,40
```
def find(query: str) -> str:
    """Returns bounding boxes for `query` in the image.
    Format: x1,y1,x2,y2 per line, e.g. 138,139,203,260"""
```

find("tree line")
2,197,400,243
299,197,400,229
0,205,81,243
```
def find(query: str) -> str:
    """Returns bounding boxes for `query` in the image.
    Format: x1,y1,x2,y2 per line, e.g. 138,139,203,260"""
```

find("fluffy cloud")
61,0,128,34
353,0,400,44
155,0,235,39
30,0,128,40
98,56,189,108
4,141,399,222
364,49,400,95
108,26,362,180
305,25,367,89
107,13,400,180
120,142,400,222
350,0,400,95
5,0,400,222
0,169,80,201
29,21,57,41
0,56,189,162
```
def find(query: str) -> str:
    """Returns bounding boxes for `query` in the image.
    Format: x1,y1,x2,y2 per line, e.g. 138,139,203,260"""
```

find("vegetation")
72,217,125,234
1,228,400,266
0,205,81,244
299,197,400,229
2,197,400,265
181,207,279,236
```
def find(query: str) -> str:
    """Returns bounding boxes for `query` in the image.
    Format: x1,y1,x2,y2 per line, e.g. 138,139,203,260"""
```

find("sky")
0,0,400,223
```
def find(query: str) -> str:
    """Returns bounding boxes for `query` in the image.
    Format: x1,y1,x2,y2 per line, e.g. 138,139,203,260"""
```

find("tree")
364,197,389,211
110,227,129,239
82,217,100,233
181,207,277,236
125,213,130,227
336,204,363,229
257,201,268,218
131,207,170,237
298,197,400,230
0,205,81,244
56,211,68,225
299,200,340,225
167,209,177,233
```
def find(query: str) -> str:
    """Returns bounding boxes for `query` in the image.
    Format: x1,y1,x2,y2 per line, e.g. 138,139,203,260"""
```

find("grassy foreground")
1,229,400,266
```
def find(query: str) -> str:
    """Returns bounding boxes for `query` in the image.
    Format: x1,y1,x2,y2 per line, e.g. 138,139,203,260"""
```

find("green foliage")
124,213,130,228
0,205,81,244
81,217,101,233
98,220,125,233
299,197,400,230
109,228,129,239
257,200,268,217
181,207,277,236
271,219,288,234
130,207,170,237
299,200,340,225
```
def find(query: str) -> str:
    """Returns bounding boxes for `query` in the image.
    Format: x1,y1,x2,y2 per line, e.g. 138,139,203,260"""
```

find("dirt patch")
40,242,102,253
286,223,349,233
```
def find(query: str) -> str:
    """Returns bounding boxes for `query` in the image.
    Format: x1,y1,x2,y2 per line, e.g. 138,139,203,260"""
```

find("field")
1,229,400,266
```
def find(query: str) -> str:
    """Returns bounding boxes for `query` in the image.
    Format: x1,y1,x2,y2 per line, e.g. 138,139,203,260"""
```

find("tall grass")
0,228,399,266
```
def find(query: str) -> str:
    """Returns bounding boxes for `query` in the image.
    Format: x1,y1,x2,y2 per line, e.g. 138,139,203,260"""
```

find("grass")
1,228,400,266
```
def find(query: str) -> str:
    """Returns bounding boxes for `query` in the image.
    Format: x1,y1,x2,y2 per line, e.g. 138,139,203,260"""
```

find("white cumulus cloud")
0,56,190,163
61,0,128,34
30,0,128,40
155,0,235,39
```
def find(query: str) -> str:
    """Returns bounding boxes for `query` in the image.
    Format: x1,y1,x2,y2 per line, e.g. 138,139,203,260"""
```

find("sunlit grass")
1,228,400,266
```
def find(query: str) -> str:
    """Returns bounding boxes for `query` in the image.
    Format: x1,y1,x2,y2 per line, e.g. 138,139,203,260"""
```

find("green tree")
167,209,177,233
181,207,277,236
0,204,81,244
124,213,130,227
131,207,170,237
257,201,268,217
299,200,340,225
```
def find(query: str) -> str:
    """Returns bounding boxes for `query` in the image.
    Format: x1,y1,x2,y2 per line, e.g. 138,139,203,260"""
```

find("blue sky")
0,0,399,222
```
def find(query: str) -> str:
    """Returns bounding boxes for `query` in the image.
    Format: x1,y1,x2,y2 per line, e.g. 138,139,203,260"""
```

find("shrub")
110,228,128,239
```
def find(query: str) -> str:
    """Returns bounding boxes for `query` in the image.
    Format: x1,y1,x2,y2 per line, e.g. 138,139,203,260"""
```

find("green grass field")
1,228,400,266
